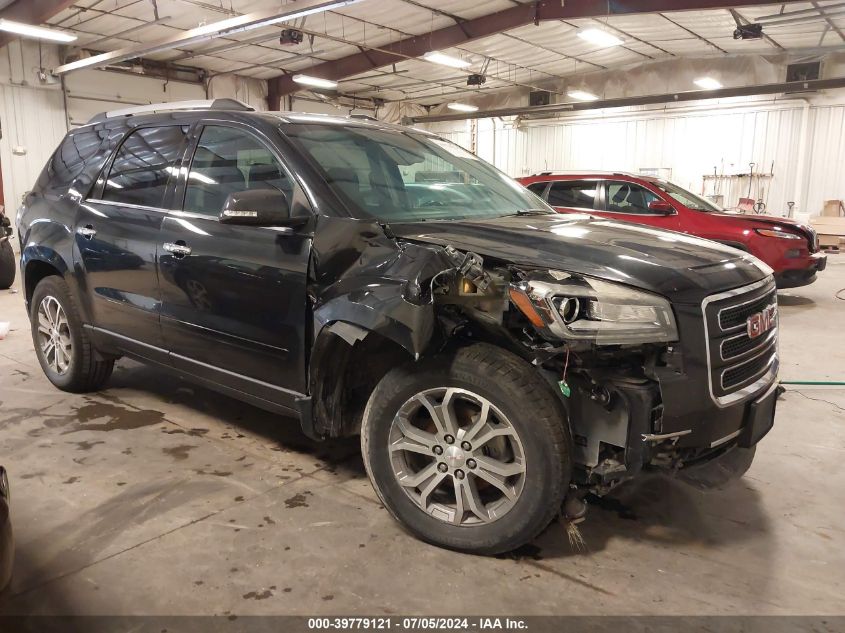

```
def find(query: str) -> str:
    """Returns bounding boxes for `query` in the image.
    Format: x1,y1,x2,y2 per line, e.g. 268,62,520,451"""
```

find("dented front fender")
309,216,456,358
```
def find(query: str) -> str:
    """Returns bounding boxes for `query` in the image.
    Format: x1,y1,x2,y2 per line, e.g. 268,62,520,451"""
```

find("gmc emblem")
746,304,777,339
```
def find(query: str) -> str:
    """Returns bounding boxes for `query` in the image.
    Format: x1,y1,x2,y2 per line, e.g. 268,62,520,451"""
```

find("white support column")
791,99,812,218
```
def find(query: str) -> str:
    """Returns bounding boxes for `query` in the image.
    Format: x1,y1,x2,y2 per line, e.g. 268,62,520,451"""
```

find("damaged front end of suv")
304,213,778,553
275,117,780,554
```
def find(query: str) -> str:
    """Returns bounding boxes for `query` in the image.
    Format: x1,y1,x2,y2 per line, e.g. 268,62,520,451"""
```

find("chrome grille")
720,328,777,362
703,278,779,406
718,292,775,331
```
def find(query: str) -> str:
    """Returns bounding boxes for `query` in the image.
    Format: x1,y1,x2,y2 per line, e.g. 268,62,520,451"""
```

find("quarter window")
102,126,187,207
525,181,549,197
184,125,292,215
547,181,598,209
606,182,660,215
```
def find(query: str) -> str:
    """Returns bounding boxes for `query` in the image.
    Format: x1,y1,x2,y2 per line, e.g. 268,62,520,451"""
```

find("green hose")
780,381,845,386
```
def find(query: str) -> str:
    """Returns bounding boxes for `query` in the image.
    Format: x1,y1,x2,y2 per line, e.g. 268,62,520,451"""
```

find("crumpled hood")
390,214,770,304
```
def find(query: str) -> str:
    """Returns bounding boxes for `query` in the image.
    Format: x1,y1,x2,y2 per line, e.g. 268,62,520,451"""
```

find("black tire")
30,276,114,392
0,240,14,290
361,342,571,555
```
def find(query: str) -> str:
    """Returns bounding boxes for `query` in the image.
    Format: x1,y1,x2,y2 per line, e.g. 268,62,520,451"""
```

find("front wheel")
361,343,571,555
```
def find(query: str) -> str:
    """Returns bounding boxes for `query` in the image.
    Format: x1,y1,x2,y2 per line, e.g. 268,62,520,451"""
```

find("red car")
519,172,827,288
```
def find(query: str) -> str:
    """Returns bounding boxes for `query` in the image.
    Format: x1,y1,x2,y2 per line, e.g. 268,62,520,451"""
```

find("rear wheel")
0,240,14,290
361,343,571,555
30,276,114,392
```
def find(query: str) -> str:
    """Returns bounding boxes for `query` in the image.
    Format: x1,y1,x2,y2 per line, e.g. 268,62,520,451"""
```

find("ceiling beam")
267,0,804,107
811,1,845,44
0,0,77,49
408,76,845,123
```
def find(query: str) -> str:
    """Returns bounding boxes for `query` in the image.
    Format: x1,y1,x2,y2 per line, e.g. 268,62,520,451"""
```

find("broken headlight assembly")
509,272,678,345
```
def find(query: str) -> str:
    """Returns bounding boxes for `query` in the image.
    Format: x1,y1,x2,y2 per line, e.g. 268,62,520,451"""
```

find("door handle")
163,242,192,258
77,225,96,240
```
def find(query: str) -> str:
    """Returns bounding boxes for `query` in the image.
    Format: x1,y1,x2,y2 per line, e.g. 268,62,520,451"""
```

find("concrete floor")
0,257,843,617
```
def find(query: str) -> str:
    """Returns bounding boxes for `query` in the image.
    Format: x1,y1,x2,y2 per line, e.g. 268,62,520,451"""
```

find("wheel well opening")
311,326,411,438
25,261,61,305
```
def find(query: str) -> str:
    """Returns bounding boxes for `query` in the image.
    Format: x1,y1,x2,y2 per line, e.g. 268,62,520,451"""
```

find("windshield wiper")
512,208,552,216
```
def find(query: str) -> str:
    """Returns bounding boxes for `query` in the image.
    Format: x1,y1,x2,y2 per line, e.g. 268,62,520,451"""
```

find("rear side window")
547,181,598,209
102,126,187,208
36,128,109,196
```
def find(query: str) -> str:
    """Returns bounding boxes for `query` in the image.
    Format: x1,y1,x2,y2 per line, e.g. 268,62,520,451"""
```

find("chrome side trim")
711,379,780,446
86,199,300,232
86,325,305,399
710,429,742,448
169,351,304,399
702,277,779,408
86,198,169,214
84,325,168,354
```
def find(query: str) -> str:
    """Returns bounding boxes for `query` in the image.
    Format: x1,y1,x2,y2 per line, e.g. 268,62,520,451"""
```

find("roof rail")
529,170,642,178
87,98,254,124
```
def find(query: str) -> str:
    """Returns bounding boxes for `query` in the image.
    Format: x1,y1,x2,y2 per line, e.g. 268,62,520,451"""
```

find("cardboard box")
812,216,845,248
822,199,844,217
811,216,845,235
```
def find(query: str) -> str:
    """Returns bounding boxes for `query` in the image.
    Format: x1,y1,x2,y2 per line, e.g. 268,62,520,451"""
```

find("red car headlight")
755,228,802,240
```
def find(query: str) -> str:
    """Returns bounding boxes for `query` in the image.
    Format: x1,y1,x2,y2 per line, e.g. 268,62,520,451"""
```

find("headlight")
509,272,678,345
755,228,802,240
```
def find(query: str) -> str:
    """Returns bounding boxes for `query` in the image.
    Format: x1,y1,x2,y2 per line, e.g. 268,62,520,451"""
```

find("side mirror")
219,189,306,227
648,200,675,215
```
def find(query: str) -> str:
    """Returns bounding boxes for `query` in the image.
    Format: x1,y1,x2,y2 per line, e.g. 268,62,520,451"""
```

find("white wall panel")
0,84,67,211
64,70,205,127
423,96,845,217
804,104,845,215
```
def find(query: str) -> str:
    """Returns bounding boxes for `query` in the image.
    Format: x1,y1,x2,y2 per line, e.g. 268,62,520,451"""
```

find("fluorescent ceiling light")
447,103,478,112
568,89,599,101
694,76,723,90
423,51,472,69
577,28,623,48
53,0,361,74
0,19,77,43
183,0,360,37
292,74,338,89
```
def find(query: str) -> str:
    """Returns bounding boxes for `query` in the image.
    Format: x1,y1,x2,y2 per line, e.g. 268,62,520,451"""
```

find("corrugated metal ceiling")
44,0,844,104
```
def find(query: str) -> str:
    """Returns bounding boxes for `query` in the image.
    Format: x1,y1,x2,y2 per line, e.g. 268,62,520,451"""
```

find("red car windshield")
653,181,722,213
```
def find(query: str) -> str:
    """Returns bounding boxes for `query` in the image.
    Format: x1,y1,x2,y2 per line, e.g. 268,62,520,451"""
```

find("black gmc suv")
16,100,779,554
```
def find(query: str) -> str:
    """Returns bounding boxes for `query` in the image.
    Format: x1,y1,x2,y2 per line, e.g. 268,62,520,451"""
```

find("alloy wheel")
388,387,526,526
36,296,72,375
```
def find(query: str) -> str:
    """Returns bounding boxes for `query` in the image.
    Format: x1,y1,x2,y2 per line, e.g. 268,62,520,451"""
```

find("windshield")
653,180,722,212
282,123,552,222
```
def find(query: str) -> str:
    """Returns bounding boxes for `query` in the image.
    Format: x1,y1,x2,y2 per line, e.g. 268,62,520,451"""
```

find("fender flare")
304,292,436,440
19,219,79,312
311,286,436,360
